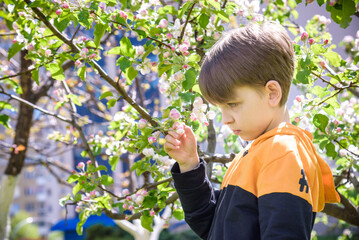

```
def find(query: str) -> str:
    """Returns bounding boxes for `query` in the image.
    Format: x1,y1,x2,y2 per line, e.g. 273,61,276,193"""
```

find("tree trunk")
0,50,34,239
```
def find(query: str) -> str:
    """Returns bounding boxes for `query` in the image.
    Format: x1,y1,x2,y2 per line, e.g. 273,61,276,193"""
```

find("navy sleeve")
171,159,219,239
258,192,315,240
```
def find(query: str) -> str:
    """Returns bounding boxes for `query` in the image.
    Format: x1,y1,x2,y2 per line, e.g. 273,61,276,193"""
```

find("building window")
25,202,35,212
24,187,36,195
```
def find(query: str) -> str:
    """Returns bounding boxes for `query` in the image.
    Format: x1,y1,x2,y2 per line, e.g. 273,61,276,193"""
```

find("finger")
167,130,180,139
165,134,181,146
164,141,180,150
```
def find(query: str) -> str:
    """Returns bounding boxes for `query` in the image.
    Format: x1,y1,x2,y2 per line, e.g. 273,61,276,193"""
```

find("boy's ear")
265,80,282,107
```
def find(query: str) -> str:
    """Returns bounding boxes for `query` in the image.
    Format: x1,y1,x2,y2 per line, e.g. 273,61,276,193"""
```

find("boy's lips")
232,130,241,135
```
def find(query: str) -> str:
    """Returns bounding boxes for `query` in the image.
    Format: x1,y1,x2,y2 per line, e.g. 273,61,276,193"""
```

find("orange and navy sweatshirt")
171,123,340,240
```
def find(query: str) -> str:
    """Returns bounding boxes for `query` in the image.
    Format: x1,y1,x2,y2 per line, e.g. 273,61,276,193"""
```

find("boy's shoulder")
250,123,315,163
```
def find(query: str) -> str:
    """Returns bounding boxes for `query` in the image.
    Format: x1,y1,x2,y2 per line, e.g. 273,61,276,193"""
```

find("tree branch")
179,2,196,44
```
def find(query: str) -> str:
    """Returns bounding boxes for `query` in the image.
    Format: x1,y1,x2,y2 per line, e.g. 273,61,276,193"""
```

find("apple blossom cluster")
191,97,216,126
289,95,314,132
142,148,175,174
120,188,154,219
233,0,261,18
88,132,126,156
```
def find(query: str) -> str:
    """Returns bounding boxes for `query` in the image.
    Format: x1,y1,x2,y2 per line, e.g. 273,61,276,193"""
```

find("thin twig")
179,2,196,44
0,68,35,81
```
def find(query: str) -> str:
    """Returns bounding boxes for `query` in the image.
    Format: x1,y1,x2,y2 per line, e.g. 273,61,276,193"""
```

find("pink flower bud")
294,117,301,123
24,42,34,50
122,203,128,209
77,162,85,169
75,60,81,67
72,170,76,174
295,96,302,102
122,189,130,196
75,206,81,212
138,119,147,129
196,35,203,41
90,190,96,197
18,12,25,17
301,32,308,41
126,196,132,201
190,112,197,121
45,49,52,57
158,19,168,28
204,121,209,126
89,53,97,59
98,2,106,10
56,9,62,15
150,210,155,216
141,190,148,196
179,44,188,53
87,160,91,165
329,0,337,6
336,127,341,133
166,33,172,40
119,11,128,19
148,136,157,144
163,52,171,58
173,71,184,81
135,195,144,205
308,38,315,45
62,2,69,9
169,109,181,120
324,39,329,45
125,216,129,220
319,61,326,69
334,120,339,125
128,205,134,211
183,64,189,69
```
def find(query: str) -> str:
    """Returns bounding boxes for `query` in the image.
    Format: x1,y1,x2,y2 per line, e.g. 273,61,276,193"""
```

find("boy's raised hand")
164,124,199,173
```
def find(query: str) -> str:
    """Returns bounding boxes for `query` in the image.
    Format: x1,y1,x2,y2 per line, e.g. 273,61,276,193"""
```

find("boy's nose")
221,112,234,125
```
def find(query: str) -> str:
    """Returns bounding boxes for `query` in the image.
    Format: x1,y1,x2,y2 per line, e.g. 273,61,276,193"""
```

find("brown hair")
198,21,295,106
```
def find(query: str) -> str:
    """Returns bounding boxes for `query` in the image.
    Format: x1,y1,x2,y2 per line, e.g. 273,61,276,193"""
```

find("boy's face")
217,86,274,141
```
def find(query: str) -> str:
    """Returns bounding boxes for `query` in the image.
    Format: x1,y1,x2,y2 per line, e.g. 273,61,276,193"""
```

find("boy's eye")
227,103,238,108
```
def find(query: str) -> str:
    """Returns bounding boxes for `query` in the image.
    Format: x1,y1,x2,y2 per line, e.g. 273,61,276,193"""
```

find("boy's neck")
264,105,290,134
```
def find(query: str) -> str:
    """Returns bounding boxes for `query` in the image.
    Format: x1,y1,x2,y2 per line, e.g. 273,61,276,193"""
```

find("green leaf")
120,37,135,57
47,62,65,80
0,101,15,111
188,53,201,63
67,175,79,184
140,213,153,232
323,51,341,67
158,5,178,15
117,56,131,71
0,114,10,128
81,150,87,157
109,155,119,171
323,104,335,116
183,68,197,90
208,0,220,9
32,68,39,85
73,182,83,195
173,208,184,220
107,46,122,55
216,10,229,22
68,94,82,106
101,175,114,185
125,66,138,82
77,66,86,81
325,142,337,158
107,98,117,109
99,91,113,100
199,13,210,28
296,69,311,84
8,42,24,60
54,18,70,32
94,165,107,172
313,114,329,133
94,23,106,48
178,92,195,102
78,10,90,28
311,44,326,55
142,196,157,208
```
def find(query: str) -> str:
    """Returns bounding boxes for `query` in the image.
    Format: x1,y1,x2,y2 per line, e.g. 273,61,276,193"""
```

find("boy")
164,22,340,239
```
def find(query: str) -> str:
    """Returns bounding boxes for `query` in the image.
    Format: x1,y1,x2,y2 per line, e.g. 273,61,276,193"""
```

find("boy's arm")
165,124,219,239
171,159,219,239
257,151,315,240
